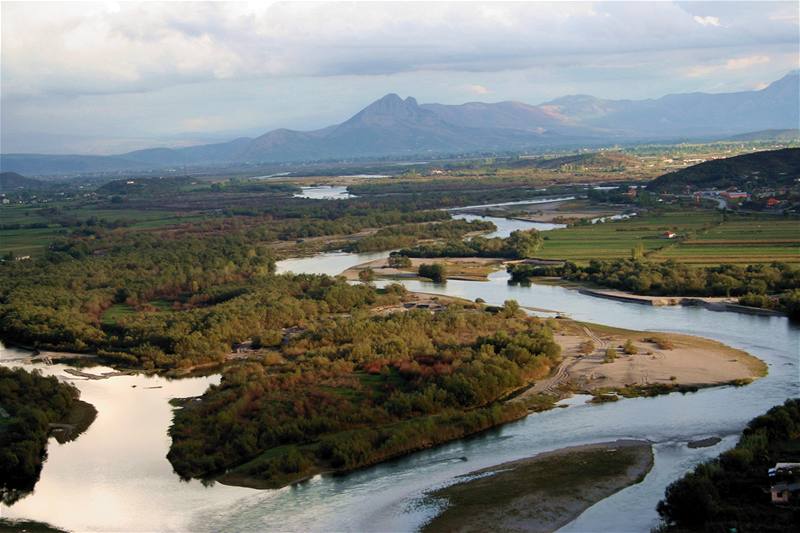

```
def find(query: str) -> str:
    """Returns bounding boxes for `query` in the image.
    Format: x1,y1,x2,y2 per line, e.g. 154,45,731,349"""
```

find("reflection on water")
452,213,564,237
0,354,254,532
1,243,797,532
293,185,355,200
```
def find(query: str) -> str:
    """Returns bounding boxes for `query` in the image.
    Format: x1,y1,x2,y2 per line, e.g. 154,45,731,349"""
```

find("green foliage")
344,219,495,253
167,307,560,485
358,268,375,284
657,399,800,532
388,255,412,268
604,346,617,363
418,263,447,282
648,148,800,194
509,260,800,306
400,229,543,260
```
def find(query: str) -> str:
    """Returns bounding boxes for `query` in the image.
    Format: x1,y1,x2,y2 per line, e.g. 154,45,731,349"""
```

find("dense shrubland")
657,399,800,531
167,304,561,486
399,229,544,259
508,259,800,317
342,219,495,253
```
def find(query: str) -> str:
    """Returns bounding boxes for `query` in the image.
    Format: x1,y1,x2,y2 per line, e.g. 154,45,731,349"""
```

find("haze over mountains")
2,71,798,176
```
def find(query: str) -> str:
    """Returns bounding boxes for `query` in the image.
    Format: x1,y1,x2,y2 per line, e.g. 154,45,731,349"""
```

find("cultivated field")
536,210,800,265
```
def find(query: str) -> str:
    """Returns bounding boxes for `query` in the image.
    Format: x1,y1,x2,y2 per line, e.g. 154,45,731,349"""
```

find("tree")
502,299,521,318
388,255,412,269
418,263,447,283
604,346,617,363
578,340,595,355
505,229,543,259
358,268,375,285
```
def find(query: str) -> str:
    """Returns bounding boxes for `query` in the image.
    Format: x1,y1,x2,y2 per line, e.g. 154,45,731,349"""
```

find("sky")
1,1,798,154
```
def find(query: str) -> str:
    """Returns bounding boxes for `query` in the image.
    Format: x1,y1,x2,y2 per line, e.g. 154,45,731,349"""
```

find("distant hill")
724,129,800,142
95,176,196,196
0,172,46,192
647,148,800,193
2,71,798,176
515,151,639,171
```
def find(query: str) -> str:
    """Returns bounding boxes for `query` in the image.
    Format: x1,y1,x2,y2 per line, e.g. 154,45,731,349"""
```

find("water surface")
2,220,797,532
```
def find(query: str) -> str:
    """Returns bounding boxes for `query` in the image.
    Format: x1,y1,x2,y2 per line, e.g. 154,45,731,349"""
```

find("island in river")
167,290,764,492
422,440,654,533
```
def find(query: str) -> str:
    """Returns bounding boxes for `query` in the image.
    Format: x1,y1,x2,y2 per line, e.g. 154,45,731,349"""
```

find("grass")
0,226,67,257
422,441,653,533
0,203,208,256
101,303,137,325
535,209,799,265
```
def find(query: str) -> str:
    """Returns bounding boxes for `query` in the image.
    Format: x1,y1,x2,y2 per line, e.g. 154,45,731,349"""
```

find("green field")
0,203,208,257
536,210,800,265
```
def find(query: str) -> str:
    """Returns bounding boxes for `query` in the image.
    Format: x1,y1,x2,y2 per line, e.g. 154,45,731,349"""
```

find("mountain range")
2,71,798,176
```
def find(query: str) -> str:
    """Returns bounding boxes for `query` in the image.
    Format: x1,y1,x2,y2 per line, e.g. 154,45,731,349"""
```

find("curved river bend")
1,197,798,532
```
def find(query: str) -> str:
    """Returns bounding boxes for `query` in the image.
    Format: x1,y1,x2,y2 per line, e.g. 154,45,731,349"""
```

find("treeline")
0,200,471,368
0,367,93,505
167,304,561,487
398,229,544,259
343,219,496,253
508,259,800,316
657,399,800,531
0,233,409,369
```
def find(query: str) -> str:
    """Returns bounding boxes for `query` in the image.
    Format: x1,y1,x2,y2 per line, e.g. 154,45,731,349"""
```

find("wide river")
1,191,798,532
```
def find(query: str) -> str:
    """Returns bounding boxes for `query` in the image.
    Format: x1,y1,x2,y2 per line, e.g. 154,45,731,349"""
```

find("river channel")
1,188,797,532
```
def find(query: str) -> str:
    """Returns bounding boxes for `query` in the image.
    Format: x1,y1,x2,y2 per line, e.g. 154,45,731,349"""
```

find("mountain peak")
366,93,420,111
345,93,429,126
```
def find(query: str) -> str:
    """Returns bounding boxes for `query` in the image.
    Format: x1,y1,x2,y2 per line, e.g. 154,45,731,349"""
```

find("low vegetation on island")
168,301,561,488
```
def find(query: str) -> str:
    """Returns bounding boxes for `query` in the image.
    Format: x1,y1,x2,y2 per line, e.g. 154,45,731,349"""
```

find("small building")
766,197,781,208
662,231,676,239
771,482,800,504
769,463,800,504
721,191,749,200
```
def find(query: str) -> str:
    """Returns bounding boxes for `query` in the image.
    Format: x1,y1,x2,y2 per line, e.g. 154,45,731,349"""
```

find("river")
1,196,798,532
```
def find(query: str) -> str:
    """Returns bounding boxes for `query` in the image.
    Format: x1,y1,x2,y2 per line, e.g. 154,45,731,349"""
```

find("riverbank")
342,256,504,281
522,277,789,318
517,319,767,404
422,439,653,533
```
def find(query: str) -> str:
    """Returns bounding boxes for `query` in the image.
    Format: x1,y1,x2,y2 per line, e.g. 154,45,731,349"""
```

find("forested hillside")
657,399,800,532
647,148,800,193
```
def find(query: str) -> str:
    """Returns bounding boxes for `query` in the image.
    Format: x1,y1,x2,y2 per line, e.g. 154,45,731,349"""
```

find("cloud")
686,54,771,77
693,15,721,27
725,55,771,70
2,1,797,98
466,84,491,95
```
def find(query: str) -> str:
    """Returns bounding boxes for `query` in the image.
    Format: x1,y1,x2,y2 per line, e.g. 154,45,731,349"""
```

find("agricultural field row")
535,211,800,265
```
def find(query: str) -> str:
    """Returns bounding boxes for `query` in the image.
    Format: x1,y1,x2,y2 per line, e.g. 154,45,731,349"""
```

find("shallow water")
293,185,355,200
2,227,798,532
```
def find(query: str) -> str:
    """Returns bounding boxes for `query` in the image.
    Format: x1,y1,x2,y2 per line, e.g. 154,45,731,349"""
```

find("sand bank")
422,439,653,533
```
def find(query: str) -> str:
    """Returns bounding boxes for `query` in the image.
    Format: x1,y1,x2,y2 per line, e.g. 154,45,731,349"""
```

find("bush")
418,263,447,282
388,255,412,268
578,340,595,355
604,347,617,363
623,339,638,355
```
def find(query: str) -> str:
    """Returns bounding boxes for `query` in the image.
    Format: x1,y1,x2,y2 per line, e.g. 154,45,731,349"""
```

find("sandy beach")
517,320,766,402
